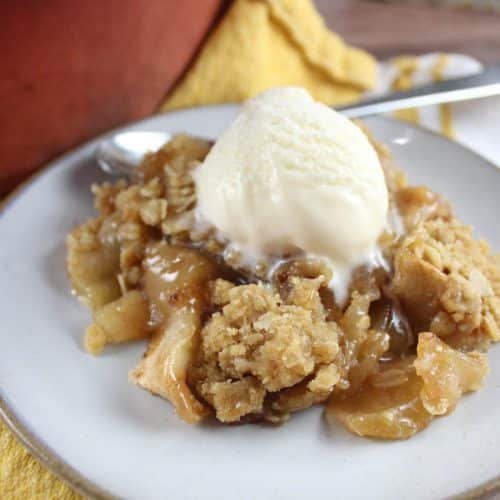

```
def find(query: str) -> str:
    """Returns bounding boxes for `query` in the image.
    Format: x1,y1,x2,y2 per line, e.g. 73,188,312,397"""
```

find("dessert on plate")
66,87,499,439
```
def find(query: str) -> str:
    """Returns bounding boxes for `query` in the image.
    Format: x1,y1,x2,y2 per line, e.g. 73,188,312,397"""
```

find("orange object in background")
0,0,224,193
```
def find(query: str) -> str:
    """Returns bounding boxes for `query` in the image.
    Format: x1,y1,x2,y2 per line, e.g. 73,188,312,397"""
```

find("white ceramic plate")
1,106,499,500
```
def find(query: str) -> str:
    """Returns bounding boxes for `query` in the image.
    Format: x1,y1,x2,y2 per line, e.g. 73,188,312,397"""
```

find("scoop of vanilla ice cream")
194,87,388,296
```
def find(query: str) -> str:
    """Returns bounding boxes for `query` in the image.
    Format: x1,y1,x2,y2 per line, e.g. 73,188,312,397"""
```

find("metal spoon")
97,64,500,176
96,131,171,176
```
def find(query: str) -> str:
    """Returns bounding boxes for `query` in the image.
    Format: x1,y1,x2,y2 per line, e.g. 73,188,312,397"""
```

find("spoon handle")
337,64,500,118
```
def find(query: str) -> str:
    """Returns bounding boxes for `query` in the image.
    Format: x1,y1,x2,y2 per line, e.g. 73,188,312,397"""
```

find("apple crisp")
66,133,500,438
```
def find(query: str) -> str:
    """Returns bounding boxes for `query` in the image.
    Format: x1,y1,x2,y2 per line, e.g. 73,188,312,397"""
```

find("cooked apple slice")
326,362,433,440
85,290,151,354
131,308,210,423
67,218,121,309
414,332,489,415
130,242,219,423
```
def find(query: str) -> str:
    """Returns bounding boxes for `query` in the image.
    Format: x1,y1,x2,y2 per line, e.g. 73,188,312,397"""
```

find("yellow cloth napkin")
163,0,376,109
0,0,374,498
0,424,79,499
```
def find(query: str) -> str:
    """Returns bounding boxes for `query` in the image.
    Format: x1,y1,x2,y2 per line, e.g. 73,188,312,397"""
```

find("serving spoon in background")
97,64,500,176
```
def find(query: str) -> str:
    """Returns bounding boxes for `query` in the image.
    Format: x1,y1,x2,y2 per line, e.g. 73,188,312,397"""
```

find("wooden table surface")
316,0,500,64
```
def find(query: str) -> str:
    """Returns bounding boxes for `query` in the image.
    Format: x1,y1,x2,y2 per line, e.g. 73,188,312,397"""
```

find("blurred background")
318,0,500,62
1,0,500,193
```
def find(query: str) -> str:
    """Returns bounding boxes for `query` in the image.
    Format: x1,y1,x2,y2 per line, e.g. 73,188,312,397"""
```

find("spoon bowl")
96,131,172,176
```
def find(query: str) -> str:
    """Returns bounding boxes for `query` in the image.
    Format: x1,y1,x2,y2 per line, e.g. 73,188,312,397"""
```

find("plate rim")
1,106,499,500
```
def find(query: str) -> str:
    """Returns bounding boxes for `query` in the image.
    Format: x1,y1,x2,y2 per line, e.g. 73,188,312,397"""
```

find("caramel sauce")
370,292,414,359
